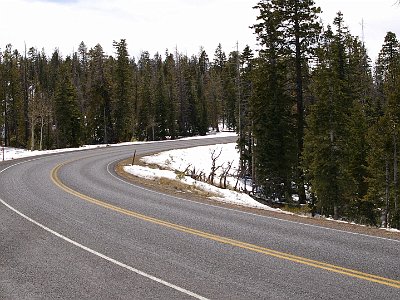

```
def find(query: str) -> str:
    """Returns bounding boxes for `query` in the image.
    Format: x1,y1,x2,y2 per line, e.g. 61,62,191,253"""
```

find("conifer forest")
1,0,400,229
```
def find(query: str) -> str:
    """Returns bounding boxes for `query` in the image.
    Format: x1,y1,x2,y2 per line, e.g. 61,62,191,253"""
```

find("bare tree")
208,148,223,185
28,86,50,151
219,160,233,189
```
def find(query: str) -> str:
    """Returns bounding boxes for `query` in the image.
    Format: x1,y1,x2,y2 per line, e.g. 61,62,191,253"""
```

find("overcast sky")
0,0,399,62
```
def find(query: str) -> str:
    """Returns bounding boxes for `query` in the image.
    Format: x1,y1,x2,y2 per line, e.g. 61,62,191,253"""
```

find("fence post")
131,150,136,165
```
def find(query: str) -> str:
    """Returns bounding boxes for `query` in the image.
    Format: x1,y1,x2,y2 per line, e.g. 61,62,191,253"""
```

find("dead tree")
29,87,50,151
219,160,233,189
207,148,223,185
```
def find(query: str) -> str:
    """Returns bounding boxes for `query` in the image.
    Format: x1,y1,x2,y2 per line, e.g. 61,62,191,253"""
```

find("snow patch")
123,164,282,213
124,140,285,212
0,131,237,162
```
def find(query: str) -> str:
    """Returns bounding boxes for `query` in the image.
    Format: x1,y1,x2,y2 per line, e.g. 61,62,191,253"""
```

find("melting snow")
124,142,283,212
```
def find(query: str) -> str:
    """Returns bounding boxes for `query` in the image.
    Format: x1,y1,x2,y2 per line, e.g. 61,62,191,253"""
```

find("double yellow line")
51,162,400,289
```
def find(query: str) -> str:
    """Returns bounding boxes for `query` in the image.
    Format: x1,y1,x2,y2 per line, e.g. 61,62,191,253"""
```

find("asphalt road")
1,136,399,299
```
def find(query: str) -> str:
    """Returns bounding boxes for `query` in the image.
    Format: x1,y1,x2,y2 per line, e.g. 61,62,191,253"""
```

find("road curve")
1,136,399,299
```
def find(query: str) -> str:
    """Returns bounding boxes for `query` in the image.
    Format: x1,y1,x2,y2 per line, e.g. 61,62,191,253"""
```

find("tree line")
245,0,400,229
0,41,239,150
1,0,399,229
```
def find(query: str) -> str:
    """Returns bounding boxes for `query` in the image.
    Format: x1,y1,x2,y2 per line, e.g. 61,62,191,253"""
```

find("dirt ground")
115,156,400,242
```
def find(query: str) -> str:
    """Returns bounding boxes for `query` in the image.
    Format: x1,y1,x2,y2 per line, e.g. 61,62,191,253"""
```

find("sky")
0,0,399,62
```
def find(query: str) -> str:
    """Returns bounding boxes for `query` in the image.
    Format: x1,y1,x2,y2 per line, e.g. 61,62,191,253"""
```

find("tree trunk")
394,132,398,211
251,123,256,194
4,94,8,147
294,12,306,204
40,117,44,151
24,45,30,146
30,117,35,151
385,159,390,227
333,205,339,220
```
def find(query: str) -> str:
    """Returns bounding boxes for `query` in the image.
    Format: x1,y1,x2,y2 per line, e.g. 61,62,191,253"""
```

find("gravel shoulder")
116,156,400,242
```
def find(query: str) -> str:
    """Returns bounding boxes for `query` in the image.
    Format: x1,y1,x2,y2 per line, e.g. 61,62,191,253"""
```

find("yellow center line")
51,162,400,289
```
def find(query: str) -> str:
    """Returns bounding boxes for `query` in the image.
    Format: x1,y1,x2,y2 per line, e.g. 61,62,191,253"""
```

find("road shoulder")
115,157,400,242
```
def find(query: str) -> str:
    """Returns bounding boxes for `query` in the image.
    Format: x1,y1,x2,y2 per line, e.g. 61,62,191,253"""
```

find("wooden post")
131,150,136,165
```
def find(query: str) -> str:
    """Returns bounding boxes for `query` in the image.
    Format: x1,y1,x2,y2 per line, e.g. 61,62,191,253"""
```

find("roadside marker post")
131,149,136,166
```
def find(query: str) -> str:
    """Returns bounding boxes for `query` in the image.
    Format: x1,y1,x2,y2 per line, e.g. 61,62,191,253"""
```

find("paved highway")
1,136,399,299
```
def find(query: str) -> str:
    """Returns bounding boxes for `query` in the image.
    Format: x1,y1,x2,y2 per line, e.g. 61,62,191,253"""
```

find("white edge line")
0,159,208,300
107,160,400,244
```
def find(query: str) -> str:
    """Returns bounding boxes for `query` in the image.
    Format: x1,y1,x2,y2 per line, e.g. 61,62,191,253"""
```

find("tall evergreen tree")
26,47,51,151
2,45,25,147
54,58,82,148
253,0,322,203
112,39,133,142
153,53,168,140
0,50,4,147
196,49,209,135
237,45,254,181
366,32,400,228
304,13,369,220
251,4,296,201
136,51,153,140
86,44,112,144
163,51,178,139
223,51,239,130
211,43,227,130
176,53,192,136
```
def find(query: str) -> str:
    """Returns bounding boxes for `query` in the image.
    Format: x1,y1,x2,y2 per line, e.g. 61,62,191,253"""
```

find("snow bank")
124,163,282,212
142,143,240,187
0,144,108,161
0,131,237,162
124,140,284,212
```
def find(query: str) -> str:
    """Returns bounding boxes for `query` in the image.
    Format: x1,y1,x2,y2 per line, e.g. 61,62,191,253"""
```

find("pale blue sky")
1,0,399,62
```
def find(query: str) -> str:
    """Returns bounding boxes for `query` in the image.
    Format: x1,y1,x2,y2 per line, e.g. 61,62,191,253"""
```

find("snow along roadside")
0,131,237,161
123,144,400,235
123,143,285,213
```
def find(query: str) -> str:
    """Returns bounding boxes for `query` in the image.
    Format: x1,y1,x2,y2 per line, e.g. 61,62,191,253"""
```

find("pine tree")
72,42,89,142
2,45,26,147
196,49,209,135
176,53,192,136
251,5,296,201
163,51,178,139
211,43,227,130
86,44,113,144
26,47,51,151
153,53,168,140
366,32,400,228
112,39,133,142
54,58,82,148
136,51,153,140
223,51,239,130
304,13,370,220
237,45,254,181
253,0,322,203
0,50,4,147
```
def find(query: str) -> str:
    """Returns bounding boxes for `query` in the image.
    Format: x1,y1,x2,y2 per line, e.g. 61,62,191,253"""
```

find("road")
1,136,399,299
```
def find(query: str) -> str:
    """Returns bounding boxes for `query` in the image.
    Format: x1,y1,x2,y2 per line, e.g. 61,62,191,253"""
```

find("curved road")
1,136,399,299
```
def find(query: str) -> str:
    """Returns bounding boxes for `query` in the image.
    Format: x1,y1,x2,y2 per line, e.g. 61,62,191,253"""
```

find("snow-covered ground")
0,131,236,161
141,143,240,188
0,144,108,161
124,142,283,213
